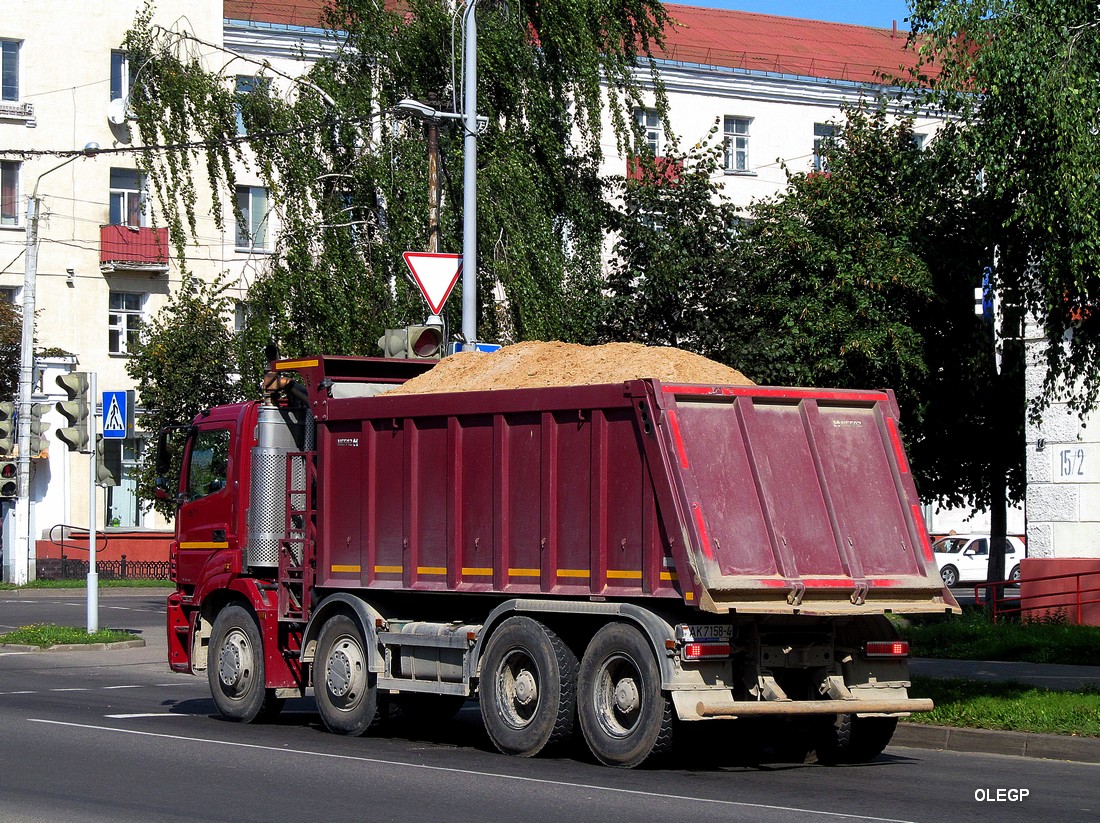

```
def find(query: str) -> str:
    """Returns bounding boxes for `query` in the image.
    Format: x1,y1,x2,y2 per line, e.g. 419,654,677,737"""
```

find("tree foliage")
0,300,21,400
709,105,1024,508
125,276,247,515
123,0,670,388
910,1,1100,419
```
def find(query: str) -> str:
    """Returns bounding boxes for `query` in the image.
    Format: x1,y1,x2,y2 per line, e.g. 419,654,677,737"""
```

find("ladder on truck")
279,451,316,622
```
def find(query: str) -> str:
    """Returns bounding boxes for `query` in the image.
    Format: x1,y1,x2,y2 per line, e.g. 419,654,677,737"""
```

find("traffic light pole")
87,372,98,633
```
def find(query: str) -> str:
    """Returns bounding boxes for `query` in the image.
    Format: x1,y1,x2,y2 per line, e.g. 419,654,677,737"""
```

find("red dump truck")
163,354,957,767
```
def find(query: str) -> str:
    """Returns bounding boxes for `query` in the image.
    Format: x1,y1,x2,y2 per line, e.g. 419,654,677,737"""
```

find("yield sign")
403,252,462,315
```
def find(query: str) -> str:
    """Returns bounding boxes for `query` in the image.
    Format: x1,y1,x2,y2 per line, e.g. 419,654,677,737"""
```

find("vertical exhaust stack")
246,403,312,570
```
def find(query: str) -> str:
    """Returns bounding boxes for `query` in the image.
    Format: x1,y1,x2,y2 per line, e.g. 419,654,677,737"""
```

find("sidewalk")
894,657,1100,764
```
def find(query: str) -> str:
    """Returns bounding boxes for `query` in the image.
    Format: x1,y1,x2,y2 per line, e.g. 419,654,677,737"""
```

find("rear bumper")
673,690,933,721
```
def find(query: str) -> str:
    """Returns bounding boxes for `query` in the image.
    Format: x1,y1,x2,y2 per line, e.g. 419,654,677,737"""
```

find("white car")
931,534,1027,587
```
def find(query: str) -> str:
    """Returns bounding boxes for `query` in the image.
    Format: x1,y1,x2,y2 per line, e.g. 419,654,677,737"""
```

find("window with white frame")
1,40,19,102
724,116,752,173
912,133,927,151
109,291,144,355
110,50,135,102
0,286,18,304
236,186,270,251
813,123,836,172
1,160,18,226
634,108,662,156
109,168,146,227
235,76,269,136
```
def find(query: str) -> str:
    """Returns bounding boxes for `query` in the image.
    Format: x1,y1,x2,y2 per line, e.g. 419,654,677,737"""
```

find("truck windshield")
187,429,231,501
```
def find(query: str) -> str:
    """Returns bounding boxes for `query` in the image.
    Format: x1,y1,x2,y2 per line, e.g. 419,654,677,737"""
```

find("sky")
680,1,915,30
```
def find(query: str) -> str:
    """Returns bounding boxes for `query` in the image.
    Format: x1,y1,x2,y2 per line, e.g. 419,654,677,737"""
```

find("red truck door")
175,423,238,584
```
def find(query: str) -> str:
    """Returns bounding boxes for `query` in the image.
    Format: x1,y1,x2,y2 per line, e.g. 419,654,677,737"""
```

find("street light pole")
461,0,480,347
10,145,98,586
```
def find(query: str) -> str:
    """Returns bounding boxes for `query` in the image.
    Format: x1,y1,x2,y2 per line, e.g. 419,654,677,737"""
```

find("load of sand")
384,341,754,395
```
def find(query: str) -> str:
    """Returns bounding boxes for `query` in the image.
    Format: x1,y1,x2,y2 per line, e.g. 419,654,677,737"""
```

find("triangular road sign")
403,252,462,315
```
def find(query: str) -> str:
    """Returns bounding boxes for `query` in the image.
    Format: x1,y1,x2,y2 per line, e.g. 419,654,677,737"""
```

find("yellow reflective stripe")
508,568,540,577
374,565,402,574
179,542,229,550
557,569,590,579
461,567,493,576
659,571,678,582
330,565,361,574
275,358,320,370
417,566,447,576
607,570,642,580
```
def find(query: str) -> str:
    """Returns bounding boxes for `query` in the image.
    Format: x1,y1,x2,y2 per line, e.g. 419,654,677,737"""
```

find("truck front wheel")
208,604,281,722
314,614,379,736
479,616,577,757
577,622,672,768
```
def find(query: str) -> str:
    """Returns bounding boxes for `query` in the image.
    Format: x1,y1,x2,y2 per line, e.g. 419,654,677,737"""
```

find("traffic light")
0,459,15,497
55,372,90,453
96,435,121,487
29,402,50,458
0,401,14,455
378,328,409,358
406,323,444,359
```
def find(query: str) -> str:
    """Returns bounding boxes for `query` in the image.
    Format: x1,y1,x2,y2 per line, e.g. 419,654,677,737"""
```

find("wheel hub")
327,649,353,698
514,670,538,706
613,677,640,713
218,632,250,690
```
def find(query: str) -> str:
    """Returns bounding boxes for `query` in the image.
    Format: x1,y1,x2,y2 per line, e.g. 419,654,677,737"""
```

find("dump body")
301,362,947,616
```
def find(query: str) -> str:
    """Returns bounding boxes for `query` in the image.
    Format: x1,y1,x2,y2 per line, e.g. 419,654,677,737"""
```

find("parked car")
931,534,1027,587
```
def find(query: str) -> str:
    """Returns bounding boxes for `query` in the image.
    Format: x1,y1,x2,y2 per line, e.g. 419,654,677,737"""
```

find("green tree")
909,1,1100,579
126,276,247,516
712,105,1024,509
122,0,670,387
0,300,21,400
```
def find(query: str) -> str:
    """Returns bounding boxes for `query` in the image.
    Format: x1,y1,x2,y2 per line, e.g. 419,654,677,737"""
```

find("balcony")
99,225,169,274
0,101,34,125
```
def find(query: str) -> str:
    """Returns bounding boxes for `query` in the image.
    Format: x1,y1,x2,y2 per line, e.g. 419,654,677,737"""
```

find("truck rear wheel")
815,715,899,765
314,614,379,736
577,623,672,768
479,616,577,757
209,604,279,722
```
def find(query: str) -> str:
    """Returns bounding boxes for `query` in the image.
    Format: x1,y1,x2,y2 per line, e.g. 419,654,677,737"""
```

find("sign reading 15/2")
1053,444,1096,482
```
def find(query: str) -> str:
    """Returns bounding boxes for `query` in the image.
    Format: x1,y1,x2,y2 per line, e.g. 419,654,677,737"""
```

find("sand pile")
384,341,754,395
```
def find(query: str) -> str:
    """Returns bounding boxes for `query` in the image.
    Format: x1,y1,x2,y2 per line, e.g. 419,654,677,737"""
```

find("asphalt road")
1,591,1097,823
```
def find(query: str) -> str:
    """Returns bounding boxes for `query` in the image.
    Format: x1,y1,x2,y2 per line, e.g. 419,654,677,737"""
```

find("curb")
894,722,1100,764
0,588,170,599
0,639,146,653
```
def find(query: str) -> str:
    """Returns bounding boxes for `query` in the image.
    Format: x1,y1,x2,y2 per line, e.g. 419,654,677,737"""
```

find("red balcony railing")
99,225,169,273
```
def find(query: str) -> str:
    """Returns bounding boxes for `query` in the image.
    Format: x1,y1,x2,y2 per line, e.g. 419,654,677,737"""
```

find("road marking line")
104,713,188,719
102,685,143,690
27,719,915,823
50,688,90,692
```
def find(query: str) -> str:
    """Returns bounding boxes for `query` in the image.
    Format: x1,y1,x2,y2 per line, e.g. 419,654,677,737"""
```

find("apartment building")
0,1,934,576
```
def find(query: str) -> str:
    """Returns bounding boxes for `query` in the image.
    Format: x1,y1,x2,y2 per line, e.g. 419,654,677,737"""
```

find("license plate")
683,624,734,641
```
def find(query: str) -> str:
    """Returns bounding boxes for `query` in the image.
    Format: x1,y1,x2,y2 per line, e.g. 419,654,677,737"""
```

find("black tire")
940,565,958,588
577,622,673,768
815,715,899,765
479,616,577,757
208,604,268,722
314,614,379,736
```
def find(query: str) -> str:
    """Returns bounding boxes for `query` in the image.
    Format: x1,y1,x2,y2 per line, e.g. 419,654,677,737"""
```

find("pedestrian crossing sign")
102,391,129,439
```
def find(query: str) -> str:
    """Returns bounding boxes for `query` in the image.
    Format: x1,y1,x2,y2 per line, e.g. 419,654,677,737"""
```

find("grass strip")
0,623,137,647
896,609,1100,666
907,676,1100,737
0,579,173,591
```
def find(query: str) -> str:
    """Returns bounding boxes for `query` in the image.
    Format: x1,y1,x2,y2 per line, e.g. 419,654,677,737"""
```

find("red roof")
659,5,925,85
222,2,927,85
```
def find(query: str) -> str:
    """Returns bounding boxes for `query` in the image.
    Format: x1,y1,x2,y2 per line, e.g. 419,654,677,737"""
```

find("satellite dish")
107,97,130,126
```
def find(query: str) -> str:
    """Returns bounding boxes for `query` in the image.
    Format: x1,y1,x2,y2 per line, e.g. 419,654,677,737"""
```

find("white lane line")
50,688,90,692
102,685,143,690
27,719,916,823
104,713,188,719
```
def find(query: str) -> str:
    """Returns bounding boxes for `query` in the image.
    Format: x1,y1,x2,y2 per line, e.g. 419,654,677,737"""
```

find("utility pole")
460,0,480,347
427,92,442,255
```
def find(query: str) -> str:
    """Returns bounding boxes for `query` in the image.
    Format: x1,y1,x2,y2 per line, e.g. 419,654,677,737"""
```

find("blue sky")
681,1,915,30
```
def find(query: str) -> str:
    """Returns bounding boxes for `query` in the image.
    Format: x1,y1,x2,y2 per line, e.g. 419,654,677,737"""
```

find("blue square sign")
102,391,128,439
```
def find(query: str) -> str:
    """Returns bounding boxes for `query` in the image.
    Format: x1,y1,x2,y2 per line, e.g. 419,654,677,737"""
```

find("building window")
235,76,268,136
634,108,662,156
109,168,146,227
1,160,18,226
235,186,270,251
813,123,836,172
912,133,927,151
110,50,135,102
109,291,144,355
0,286,18,304
724,116,752,173
1,40,19,102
